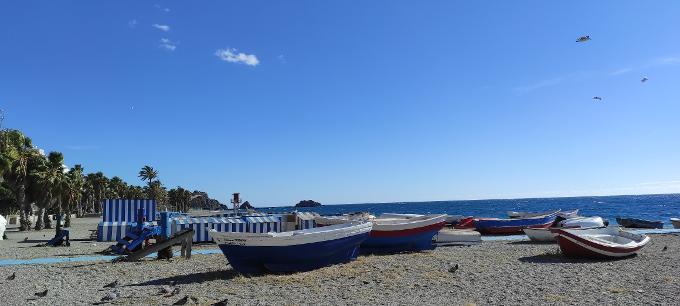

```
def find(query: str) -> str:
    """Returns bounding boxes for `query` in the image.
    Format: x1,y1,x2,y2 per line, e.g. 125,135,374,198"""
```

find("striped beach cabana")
211,217,246,233
170,216,248,242
101,199,157,223
245,216,281,233
97,222,131,242
296,212,318,230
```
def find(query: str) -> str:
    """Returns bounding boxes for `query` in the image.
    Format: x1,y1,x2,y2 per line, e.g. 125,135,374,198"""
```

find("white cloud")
277,54,286,63
152,24,170,32
159,38,177,51
609,67,632,76
214,48,260,66
128,19,138,28
154,4,170,12
654,57,680,65
513,78,563,94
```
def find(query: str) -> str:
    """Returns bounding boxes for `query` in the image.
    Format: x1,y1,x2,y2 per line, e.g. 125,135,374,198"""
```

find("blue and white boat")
474,212,558,234
209,221,372,274
615,217,664,229
361,214,447,253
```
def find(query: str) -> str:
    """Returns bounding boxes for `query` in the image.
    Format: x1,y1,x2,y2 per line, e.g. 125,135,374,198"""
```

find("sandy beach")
0,217,678,305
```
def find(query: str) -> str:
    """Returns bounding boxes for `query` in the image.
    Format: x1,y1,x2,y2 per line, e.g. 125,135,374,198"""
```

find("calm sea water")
260,194,680,228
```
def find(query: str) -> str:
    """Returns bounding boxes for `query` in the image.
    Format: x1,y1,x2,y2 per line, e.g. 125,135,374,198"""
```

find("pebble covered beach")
0,217,678,305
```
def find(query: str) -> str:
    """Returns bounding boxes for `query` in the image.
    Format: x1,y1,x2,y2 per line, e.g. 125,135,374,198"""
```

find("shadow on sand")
518,253,637,264
128,270,240,287
507,240,552,245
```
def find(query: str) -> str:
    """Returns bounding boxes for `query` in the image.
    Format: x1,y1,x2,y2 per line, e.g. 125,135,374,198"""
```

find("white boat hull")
435,229,481,244
671,218,680,229
523,228,556,242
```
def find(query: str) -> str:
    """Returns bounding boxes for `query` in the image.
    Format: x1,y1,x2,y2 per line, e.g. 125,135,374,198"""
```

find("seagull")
159,285,174,295
35,290,48,298
593,96,603,101
168,287,180,297
641,77,649,83
448,263,459,274
130,106,135,111
101,291,119,302
576,35,591,42
103,280,119,288
173,296,189,305
6,272,16,280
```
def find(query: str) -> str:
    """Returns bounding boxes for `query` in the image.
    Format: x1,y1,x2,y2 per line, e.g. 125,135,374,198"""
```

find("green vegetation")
0,128,223,231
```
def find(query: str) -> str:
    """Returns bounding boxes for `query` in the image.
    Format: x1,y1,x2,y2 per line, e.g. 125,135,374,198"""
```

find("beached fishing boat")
615,217,663,229
435,228,481,245
552,227,650,258
362,214,447,253
523,216,606,242
314,212,374,226
507,209,578,219
474,212,558,234
671,218,680,229
209,221,372,274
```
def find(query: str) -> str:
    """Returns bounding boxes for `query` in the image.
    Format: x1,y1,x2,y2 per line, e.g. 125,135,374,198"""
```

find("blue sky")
1,1,680,206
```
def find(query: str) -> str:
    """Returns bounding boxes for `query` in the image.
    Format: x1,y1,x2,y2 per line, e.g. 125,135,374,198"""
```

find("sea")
259,193,680,228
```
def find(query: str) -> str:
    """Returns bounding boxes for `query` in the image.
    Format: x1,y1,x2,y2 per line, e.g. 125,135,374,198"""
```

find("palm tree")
1,130,40,230
63,165,84,226
109,176,127,199
125,185,145,199
93,172,108,213
32,152,67,231
138,166,158,188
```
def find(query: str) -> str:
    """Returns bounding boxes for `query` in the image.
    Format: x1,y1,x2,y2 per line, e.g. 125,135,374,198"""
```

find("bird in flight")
576,35,591,42
641,77,649,83
593,96,603,101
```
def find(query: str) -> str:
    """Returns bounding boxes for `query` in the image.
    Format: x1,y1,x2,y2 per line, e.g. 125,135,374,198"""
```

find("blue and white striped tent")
245,216,281,233
296,212,318,230
211,218,246,233
101,199,157,223
171,217,245,242
97,222,131,242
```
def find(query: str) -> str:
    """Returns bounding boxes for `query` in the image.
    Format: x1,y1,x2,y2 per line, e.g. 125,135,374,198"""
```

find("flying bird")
641,77,649,83
35,290,49,298
576,35,591,42
7,272,16,280
103,280,118,288
593,96,603,101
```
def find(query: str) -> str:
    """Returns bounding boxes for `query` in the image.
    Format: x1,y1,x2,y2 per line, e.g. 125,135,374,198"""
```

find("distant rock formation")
295,200,322,208
241,201,254,209
189,191,223,210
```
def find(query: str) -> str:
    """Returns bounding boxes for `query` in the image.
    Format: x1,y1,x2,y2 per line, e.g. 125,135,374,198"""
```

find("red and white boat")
523,216,606,242
552,227,650,258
